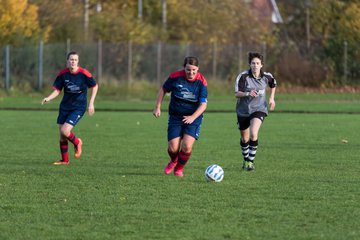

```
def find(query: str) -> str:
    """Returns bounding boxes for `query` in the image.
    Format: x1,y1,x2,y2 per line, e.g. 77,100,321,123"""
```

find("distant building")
248,0,283,24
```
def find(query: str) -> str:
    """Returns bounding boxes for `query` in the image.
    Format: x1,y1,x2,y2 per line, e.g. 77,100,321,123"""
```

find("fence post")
38,41,44,90
157,41,162,84
343,41,348,84
66,38,71,54
97,39,102,83
138,0,143,20
212,42,217,79
128,40,133,85
4,45,10,91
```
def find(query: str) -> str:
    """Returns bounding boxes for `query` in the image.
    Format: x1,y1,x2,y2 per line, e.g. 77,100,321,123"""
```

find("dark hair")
67,51,79,60
183,56,199,67
248,52,264,64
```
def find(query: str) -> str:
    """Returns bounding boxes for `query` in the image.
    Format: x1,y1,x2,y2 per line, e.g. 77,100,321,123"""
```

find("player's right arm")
153,87,166,118
234,73,257,98
42,89,60,105
42,71,64,105
235,89,258,98
234,73,248,98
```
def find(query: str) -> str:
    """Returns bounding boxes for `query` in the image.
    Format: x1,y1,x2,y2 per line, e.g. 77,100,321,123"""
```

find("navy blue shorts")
237,111,266,131
57,109,85,126
167,115,203,141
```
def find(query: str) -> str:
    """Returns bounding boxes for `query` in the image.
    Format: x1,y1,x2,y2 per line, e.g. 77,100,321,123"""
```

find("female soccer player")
42,51,98,165
153,56,208,177
235,52,277,171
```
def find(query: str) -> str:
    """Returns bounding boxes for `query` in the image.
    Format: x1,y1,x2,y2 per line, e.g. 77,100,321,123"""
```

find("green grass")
2,91,360,113
1,107,360,239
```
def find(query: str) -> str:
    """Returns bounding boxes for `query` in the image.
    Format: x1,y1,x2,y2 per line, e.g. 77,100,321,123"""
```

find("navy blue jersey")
53,67,97,111
163,70,208,116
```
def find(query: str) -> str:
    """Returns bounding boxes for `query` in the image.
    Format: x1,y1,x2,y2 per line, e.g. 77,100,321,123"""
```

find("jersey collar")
248,69,264,79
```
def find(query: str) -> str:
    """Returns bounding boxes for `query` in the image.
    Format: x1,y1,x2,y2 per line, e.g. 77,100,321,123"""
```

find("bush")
277,51,329,87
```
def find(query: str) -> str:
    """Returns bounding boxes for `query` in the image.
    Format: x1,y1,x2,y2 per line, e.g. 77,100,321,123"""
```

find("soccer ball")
205,164,224,182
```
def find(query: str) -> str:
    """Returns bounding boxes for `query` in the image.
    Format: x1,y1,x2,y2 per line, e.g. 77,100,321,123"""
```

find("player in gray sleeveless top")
234,52,277,171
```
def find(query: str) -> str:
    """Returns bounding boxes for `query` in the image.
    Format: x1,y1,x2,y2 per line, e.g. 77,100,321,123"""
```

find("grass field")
2,91,360,113
1,94,360,239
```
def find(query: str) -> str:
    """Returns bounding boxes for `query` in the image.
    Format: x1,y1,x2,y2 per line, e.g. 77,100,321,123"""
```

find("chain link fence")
1,40,356,91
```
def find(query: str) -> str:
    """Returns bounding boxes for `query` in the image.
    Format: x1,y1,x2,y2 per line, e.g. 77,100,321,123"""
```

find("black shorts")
237,111,267,130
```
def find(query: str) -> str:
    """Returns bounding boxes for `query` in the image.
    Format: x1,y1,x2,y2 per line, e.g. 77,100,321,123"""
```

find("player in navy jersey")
234,52,276,171
153,56,208,177
42,51,98,165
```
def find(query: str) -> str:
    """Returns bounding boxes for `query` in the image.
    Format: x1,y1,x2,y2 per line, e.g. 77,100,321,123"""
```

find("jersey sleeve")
269,77,277,88
198,75,208,103
86,76,97,88
234,73,246,92
266,73,277,88
80,68,97,88
162,76,173,93
53,74,64,91
199,83,208,103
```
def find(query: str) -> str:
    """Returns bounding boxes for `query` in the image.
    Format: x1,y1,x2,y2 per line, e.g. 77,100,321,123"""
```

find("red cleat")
174,169,184,177
164,160,177,175
53,160,69,165
74,138,82,159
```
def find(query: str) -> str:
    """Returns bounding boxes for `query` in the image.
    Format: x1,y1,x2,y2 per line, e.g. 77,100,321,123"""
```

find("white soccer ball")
205,164,224,182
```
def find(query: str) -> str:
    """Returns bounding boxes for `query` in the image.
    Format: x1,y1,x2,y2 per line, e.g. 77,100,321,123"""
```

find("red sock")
60,140,69,162
168,149,178,163
175,151,191,171
66,132,79,146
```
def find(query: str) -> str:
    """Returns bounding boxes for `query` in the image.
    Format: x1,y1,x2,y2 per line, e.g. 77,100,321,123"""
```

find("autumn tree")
315,1,360,83
88,0,279,45
143,0,278,45
0,0,48,46
91,0,157,43
275,0,360,85
29,0,84,43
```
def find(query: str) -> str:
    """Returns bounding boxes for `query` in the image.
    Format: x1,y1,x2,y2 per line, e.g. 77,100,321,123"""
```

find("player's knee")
250,135,258,141
60,128,70,137
181,144,193,153
168,148,178,156
168,144,179,154
250,130,259,140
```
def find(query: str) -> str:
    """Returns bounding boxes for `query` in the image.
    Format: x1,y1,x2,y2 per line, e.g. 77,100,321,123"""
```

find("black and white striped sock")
240,140,249,161
248,139,258,162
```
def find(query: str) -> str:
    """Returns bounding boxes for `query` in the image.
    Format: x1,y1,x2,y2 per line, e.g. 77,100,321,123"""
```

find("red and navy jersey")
53,67,97,111
163,69,208,116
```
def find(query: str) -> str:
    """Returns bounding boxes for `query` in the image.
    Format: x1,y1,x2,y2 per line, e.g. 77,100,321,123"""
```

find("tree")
276,0,360,85
91,1,157,43
0,0,48,46
29,0,83,43
164,0,278,45
89,0,280,45
323,1,360,82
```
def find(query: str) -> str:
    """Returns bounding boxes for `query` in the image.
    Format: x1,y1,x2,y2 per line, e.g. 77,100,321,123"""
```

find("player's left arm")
183,82,208,124
268,86,276,111
41,89,60,105
153,87,166,118
88,84,98,116
268,74,277,111
183,102,207,124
